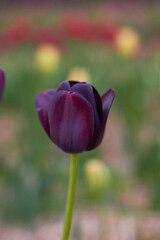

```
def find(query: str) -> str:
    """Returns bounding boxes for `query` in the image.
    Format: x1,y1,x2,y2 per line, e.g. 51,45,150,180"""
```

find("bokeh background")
0,1,160,239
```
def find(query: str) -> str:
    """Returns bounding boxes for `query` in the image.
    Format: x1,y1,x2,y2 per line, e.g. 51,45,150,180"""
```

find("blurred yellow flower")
115,27,140,57
67,67,91,83
35,44,61,74
84,159,111,192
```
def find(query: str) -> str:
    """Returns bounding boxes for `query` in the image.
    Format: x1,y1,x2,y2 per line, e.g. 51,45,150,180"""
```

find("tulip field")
0,1,160,239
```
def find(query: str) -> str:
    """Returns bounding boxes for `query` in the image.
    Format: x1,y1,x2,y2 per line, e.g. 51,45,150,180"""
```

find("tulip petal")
48,90,94,153
87,89,115,150
35,89,56,137
71,82,102,131
0,69,5,101
57,81,71,91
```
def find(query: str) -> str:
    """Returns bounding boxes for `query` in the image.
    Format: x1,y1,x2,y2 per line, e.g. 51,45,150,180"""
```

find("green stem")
61,154,78,240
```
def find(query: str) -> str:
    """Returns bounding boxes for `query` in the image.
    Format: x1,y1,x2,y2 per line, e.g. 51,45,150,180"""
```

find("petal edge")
87,89,115,150
35,89,56,137
0,69,5,102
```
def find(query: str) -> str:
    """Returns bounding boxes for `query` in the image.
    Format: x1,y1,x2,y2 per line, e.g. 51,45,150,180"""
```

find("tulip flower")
61,16,117,45
0,69,5,102
6,18,33,44
36,81,115,153
115,26,140,57
35,80,115,240
35,44,61,75
84,159,111,193
67,67,91,83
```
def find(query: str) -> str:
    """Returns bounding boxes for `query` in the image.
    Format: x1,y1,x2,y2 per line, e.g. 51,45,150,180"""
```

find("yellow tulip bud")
67,67,91,83
115,27,140,57
84,159,111,193
35,44,61,75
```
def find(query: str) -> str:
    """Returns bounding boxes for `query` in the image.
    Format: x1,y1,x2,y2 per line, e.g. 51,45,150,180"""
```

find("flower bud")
35,81,115,153
84,159,111,192
67,67,91,83
115,27,140,57
35,44,61,75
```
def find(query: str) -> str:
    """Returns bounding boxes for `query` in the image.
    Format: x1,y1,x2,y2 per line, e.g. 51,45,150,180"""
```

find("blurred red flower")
5,18,34,44
60,16,118,45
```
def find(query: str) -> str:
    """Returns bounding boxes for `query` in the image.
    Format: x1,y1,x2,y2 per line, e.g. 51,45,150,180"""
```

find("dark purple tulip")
36,81,115,153
0,69,5,102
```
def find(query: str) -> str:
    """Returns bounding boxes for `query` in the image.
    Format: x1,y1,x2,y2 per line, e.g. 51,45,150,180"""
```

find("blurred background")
0,0,160,239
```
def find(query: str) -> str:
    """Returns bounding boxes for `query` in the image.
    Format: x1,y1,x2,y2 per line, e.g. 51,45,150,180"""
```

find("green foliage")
0,29,160,222
137,139,160,182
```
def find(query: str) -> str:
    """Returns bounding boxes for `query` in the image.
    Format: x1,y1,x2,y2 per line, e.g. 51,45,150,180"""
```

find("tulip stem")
61,154,78,240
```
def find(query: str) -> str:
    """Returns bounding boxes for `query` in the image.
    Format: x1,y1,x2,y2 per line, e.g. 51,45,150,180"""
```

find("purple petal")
35,89,56,137
48,90,94,153
71,82,102,131
87,89,115,150
57,81,71,91
56,81,81,91
0,69,5,102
